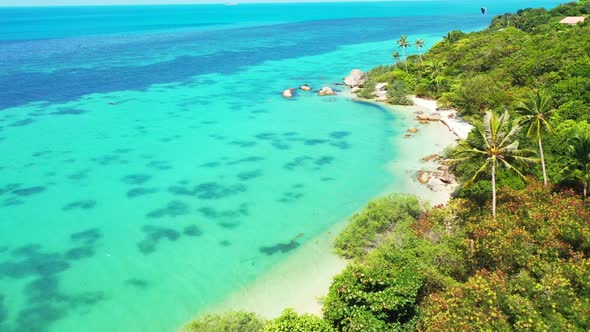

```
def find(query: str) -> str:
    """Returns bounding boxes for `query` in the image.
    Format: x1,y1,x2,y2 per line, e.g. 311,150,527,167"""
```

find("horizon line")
0,0,429,8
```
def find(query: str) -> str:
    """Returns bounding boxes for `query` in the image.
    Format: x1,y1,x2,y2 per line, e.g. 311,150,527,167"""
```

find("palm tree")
415,38,425,63
429,59,443,92
392,51,400,68
515,91,555,186
452,110,537,218
396,35,410,72
563,133,590,198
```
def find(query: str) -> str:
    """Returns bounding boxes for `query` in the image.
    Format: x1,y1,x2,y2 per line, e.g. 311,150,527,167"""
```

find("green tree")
184,311,265,332
452,111,537,217
563,133,590,198
392,51,400,68
263,309,334,332
415,38,425,63
397,35,410,72
515,91,555,186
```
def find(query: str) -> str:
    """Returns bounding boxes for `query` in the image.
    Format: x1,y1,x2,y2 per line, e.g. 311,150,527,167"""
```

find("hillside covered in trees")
186,1,590,331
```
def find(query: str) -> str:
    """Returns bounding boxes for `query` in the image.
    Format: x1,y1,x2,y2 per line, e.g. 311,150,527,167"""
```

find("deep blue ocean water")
0,1,563,331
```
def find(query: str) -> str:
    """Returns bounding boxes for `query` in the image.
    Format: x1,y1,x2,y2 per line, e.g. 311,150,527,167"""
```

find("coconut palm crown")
396,35,410,72
515,91,555,186
452,110,538,217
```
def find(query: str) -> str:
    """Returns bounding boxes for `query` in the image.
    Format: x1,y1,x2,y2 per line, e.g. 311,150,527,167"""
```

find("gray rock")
282,88,295,98
344,69,366,87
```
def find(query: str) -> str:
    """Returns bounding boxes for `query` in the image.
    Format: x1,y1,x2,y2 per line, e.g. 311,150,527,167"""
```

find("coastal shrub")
262,309,334,332
184,311,265,332
323,263,423,332
419,183,590,331
333,194,423,260
387,80,412,105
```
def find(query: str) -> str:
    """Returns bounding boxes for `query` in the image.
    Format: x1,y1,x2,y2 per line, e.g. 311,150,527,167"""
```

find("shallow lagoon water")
0,1,563,331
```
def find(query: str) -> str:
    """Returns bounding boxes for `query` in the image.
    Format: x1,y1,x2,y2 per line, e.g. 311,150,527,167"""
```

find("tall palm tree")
515,91,555,186
415,38,424,63
392,51,400,68
396,35,410,72
563,133,590,198
452,110,537,218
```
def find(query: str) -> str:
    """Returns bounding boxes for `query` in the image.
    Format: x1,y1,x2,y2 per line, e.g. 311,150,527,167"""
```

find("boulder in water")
282,88,295,98
318,86,335,96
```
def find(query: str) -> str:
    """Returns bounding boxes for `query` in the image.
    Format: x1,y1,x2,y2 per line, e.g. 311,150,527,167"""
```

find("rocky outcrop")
351,86,361,94
417,171,431,184
416,112,442,121
422,154,442,162
344,69,365,87
282,88,295,98
318,86,335,96
299,85,312,91
408,127,418,133
373,82,388,101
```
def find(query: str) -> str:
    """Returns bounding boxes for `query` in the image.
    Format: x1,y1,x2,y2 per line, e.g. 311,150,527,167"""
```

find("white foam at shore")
411,96,473,140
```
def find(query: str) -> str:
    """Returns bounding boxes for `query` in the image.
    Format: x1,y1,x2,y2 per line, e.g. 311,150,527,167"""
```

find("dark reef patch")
67,169,90,181
218,222,240,229
147,160,172,171
49,109,87,116
64,247,94,260
0,294,5,324
229,140,257,148
127,187,158,198
137,225,180,254
329,131,350,139
11,244,42,258
169,182,246,200
92,154,126,166
121,174,151,185
259,240,300,256
199,161,221,168
255,133,276,141
183,225,202,237
12,186,45,197
3,197,23,207
198,203,248,219
330,141,351,150
126,278,149,289
70,228,102,245
146,200,190,218
226,156,264,166
271,142,290,150
277,191,304,203
284,156,312,171
62,200,96,211
315,155,334,166
9,118,35,127
237,169,263,181
303,138,328,146
219,240,232,247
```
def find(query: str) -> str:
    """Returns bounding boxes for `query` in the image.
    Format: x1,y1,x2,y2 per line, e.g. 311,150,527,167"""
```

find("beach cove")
0,1,564,331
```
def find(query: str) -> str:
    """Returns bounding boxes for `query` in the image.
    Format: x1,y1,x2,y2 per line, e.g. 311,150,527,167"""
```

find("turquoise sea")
0,1,563,331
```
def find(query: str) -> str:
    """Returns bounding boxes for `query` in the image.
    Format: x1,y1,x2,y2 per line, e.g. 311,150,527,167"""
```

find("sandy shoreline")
188,94,467,326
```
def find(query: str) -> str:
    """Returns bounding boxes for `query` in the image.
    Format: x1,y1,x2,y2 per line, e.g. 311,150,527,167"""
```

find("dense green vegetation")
359,0,590,201
186,2,590,330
